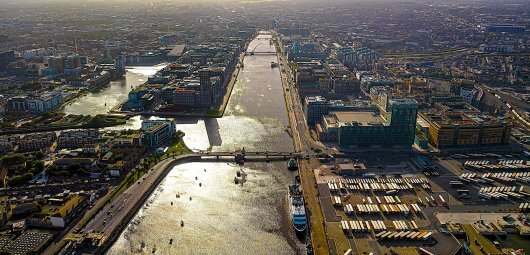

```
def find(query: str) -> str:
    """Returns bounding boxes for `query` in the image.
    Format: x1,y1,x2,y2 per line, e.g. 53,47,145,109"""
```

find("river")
106,32,305,254
61,65,165,116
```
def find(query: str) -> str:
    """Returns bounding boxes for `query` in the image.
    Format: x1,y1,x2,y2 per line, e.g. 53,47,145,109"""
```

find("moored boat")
288,184,307,233
287,158,298,171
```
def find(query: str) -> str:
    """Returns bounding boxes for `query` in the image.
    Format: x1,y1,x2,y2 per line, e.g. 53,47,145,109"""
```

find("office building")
293,61,327,93
199,68,212,109
141,119,175,131
121,89,160,111
419,111,510,148
141,119,176,147
304,96,377,125
384,99,419,145
0,51,15,71
28,92,64,113
318,99,419,147
173,88,197,108
6,92,63,114
304,96,327,125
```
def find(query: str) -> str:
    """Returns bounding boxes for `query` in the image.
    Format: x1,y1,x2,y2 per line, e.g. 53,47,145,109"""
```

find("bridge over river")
61,31,308,255
195,150,301,160
57,150,306,254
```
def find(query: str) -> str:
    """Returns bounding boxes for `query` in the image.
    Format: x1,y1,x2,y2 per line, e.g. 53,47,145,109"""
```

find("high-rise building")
64,54,81,76
384,99,419,145
42,54,83,76
114,55,126,74
304,96,327,125
199,68,212,109
0,51,15,71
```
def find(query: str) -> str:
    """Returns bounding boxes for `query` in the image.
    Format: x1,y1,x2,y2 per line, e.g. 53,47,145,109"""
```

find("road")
57,157,185,255
83,158,175,235
479,84,530,133
273,31,331,254
273,32,325,153
56,150,306,254
42,186,114,255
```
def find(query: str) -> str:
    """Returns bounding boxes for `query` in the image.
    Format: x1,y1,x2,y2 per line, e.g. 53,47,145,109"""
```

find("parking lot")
313,151,529,254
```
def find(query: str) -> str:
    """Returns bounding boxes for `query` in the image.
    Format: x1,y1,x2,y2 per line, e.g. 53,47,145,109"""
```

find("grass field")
205,109,221,116
166,138,191,155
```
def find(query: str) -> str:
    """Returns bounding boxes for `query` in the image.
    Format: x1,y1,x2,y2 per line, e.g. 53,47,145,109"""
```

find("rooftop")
332,111,385,126
420,111,506,127
167,44,187,57
306,96,326,104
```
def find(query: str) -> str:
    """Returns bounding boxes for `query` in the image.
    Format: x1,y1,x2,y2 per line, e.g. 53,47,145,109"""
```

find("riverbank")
215,50,247,116
114,47,248,119
62,66,163,116
105,31,303,255
51,135,192,254
0,114,128,135
274,31,330,254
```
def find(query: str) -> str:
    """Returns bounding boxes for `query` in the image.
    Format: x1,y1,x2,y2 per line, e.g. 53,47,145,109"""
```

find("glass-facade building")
337,99,418,147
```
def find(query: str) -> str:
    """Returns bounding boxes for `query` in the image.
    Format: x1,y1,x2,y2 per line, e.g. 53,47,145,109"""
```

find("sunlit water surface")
107,33,304,254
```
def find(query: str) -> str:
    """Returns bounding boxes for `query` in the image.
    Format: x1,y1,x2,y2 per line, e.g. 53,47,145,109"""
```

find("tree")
28,167,38,174
35,151,45,159
34,161,45,171
67,163,82,172
45,164,58,175
7,173,33,186
1,153,26,165
36,197,46,206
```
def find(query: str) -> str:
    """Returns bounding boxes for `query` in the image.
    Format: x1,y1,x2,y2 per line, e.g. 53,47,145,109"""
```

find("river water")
106,32,305,254
61,66,165,116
